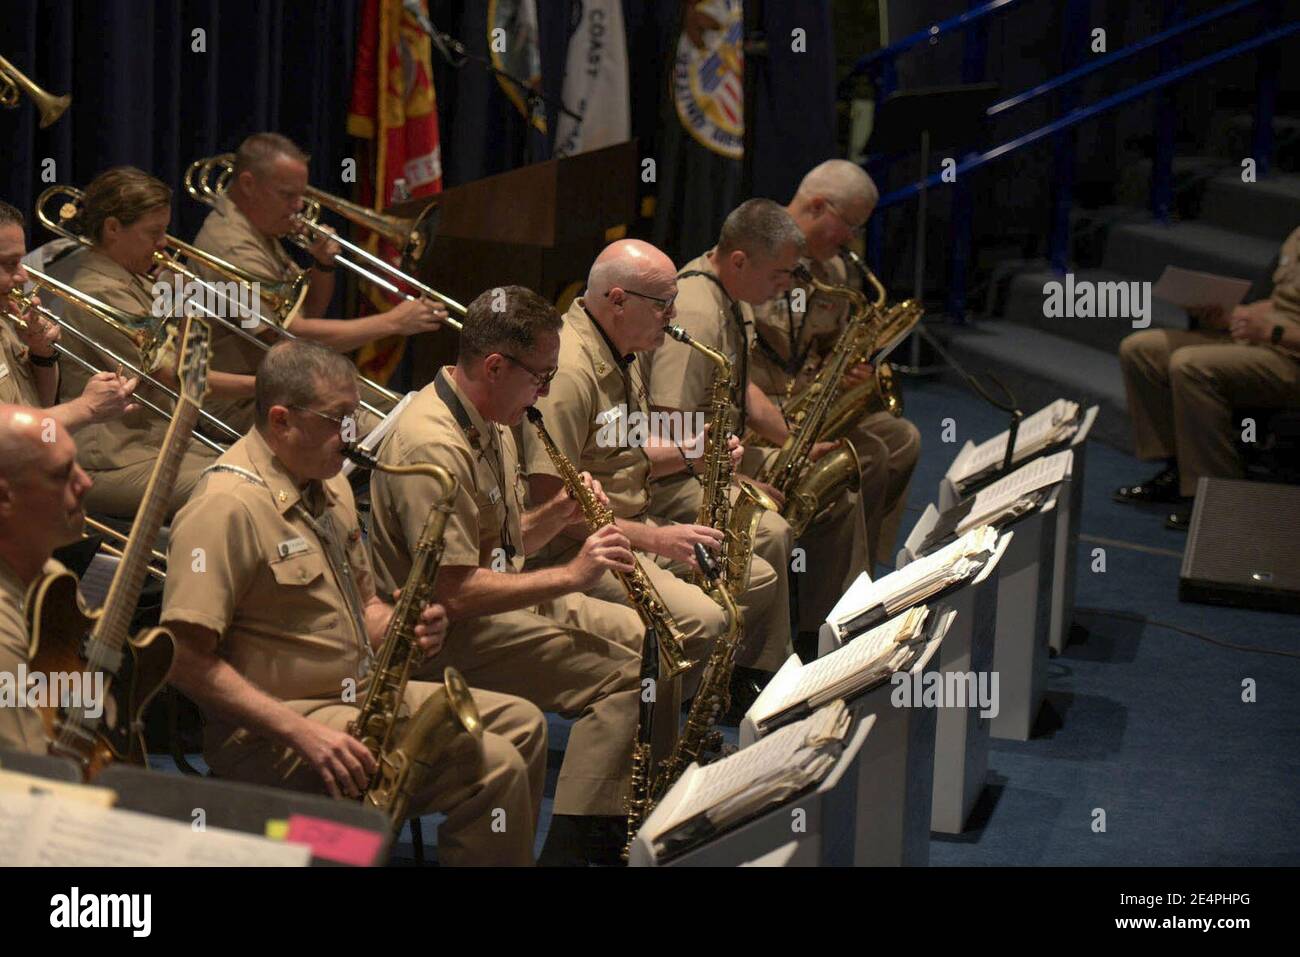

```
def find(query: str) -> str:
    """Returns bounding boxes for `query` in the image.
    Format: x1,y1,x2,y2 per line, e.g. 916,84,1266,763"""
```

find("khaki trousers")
418,591,661,818
646,473,795,672
86,443,219,519
204,683,546,866
845,412,922,567
1119,329,1300,496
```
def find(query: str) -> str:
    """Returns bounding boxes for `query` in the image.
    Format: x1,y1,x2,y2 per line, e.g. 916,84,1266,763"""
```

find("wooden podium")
388,140,639,387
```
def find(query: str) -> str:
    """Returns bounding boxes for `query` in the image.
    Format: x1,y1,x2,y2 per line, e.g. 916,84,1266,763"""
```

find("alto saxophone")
664,324,779,596
524,407,693,678
652,545,742,800
343,445,483,830
622,618,660,861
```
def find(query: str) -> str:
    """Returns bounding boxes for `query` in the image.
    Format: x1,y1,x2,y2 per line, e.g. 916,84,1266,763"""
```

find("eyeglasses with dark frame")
823,197,867,238
498,353,558,387
607,288,677,312
288,404,358,432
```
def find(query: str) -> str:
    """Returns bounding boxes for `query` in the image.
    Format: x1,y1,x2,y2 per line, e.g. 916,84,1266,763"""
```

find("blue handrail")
876,21,1300,207
839,0,1025,95
987,0,1260,117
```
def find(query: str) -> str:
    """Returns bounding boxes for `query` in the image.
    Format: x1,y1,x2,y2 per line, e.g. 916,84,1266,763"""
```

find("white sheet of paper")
1152,266,1251,314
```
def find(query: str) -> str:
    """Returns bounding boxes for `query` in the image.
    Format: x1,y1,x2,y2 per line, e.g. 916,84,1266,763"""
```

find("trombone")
0,53,70,129
187,153,466,328
35,184,395,420
7,284,233,451
84,517,167,582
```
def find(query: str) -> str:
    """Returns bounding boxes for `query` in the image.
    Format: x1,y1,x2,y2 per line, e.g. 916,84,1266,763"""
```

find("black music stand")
869,83,999,374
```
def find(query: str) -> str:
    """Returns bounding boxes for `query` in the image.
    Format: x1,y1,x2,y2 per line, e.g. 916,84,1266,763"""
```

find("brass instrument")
622,611,661,862
653,545,742,799
525,406,693,679
341,445,482,830
5,288,233,450
664,324,779,595
0,53,70,128
187,153,466,327
84,517,167,582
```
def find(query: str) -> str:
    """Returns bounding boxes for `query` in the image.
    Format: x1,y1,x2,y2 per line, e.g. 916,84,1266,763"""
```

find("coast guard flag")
553,0,630,157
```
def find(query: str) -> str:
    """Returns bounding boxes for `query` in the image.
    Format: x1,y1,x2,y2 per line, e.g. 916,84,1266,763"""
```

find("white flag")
554,0,630,157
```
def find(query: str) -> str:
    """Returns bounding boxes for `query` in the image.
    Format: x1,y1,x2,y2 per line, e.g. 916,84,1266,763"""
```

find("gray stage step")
1199,172,1300,244
930,322,1132,452
997,264,1188,354
1101,218,1278,296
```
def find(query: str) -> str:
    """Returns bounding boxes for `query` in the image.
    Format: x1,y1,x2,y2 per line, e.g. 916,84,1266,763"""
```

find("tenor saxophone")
343,445,483,830
664,324,780,597
524,407,694,678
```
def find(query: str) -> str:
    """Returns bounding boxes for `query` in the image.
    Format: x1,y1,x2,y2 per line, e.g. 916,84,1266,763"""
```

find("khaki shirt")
521,298,654,522
368,368,527,597
0,320,42,407
0,557,59,754
161,427,376,742
647,251,755,419
750,254,854,399
44,246,183,472
1268,226,1300,360
191,195,304,434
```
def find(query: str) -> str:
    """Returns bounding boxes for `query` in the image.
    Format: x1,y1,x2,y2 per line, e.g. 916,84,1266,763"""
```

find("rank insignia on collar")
466,425,481,448
277,490,288,503
594,359,609,376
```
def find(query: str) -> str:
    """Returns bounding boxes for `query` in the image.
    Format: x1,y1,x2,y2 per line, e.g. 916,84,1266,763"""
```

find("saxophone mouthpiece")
792,264,814,284
693,542,720,582
342,443,379,470
664,324,690,344
524,406,542,425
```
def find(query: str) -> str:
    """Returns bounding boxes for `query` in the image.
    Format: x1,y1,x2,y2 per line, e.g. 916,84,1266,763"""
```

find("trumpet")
187,153,466,327
0,53,70,129
1,293,230,451
36,182,394,421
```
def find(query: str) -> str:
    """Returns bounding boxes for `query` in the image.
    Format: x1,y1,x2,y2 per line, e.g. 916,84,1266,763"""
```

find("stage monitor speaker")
1180,478,1300,613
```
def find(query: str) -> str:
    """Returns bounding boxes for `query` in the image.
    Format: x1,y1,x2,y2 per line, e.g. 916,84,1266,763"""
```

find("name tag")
0,362,8,381
488,486,502,505
277,536,310,558
596,404,623,425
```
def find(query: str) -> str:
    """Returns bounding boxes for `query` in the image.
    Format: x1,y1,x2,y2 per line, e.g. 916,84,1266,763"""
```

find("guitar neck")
93,397,201,650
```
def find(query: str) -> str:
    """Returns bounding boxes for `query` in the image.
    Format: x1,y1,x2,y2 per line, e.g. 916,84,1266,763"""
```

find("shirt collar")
244,426,336,517
437,366,497,452
580,300,635,369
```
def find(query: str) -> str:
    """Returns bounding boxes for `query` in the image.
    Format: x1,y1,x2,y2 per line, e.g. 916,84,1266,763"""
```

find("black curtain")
1,0,359,245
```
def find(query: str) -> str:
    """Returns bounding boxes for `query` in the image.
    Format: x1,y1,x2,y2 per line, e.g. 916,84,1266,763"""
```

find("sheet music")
1152,265,1251,314
831,526,999,626
0,767,116,806
78,554,119,611
751,608,930,729
340,391,417,477
0,792,311,867
951,400,1080,483
650,701,851,848
958,449,1071,534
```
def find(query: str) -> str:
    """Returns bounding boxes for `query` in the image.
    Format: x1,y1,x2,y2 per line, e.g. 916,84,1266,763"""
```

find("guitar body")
25,567,175,779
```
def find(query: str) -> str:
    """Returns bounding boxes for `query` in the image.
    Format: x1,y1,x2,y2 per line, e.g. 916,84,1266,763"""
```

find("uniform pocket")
269,550,326,586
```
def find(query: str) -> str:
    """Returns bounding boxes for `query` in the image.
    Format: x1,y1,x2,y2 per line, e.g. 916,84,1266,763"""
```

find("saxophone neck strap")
677,269,749,433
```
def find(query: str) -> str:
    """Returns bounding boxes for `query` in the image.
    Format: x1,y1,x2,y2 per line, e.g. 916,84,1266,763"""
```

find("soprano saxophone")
523,407,693,678
343,445,483,830
664,324,780,596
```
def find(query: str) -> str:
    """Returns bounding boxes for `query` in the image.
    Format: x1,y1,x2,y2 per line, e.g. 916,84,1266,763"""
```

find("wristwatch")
1271,324,1285,345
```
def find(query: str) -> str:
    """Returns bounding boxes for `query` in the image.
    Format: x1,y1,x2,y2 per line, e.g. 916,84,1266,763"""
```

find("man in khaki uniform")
0,405,95,754
522,239,793,699
369,286,662,865
1116,225,1300,527
42,167,263,517
163,341,545,866
190,132,444,436
750,161,922,566
1,200,139,429
648,200,875,640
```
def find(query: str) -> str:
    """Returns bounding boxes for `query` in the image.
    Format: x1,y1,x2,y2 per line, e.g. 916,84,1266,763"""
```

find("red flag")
348,0,442,386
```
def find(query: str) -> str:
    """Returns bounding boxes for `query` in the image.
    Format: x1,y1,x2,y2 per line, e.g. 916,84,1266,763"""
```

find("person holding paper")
1116,226,1300,528
0,405,95,755
750,160,921,567
161,341,546,866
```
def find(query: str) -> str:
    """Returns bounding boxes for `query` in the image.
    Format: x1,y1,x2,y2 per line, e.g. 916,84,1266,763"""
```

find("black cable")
1077,607,1300,659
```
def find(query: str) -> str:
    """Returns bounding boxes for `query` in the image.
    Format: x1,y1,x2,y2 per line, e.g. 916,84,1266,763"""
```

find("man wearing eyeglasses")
751,160,922,568
161,340,546,865
367,285,664,865
648,199,876,662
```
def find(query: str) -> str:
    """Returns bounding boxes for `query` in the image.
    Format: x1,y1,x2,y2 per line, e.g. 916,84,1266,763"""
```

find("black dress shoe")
1165,505,1192,531
1114,466,1181,504
539,815,627,867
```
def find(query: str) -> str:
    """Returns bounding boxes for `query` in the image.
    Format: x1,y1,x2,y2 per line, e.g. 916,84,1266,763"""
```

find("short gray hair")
234,132,310,178
717,198,804,259
459,285,561,362
796,159,878,210
255,340,355,423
